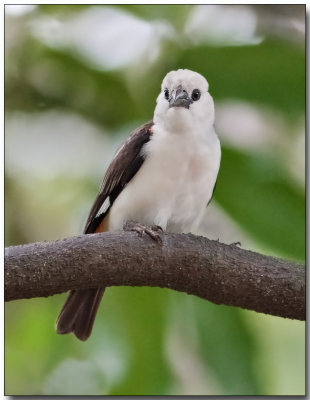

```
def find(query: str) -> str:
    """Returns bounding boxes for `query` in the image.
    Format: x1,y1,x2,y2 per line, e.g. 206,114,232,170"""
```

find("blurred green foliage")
217,147,305,259
179,40,305,118
5,4,305,396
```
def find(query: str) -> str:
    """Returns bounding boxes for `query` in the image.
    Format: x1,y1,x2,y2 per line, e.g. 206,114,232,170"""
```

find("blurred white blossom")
29,6,175,70
185,5,262,46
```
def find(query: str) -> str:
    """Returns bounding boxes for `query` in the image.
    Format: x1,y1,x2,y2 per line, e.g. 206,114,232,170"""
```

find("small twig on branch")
5,231,305,321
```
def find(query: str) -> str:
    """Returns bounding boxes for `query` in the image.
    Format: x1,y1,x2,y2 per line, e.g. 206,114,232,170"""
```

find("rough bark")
5,231,305,321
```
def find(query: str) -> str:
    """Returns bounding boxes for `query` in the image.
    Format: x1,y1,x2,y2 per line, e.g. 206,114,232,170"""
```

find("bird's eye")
164,88,169,100
191,89,201,101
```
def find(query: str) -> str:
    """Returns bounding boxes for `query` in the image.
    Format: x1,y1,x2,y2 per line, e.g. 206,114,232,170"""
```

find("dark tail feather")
56,288,105,341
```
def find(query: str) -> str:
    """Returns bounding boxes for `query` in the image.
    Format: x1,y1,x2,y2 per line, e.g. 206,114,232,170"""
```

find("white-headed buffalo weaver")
56,69,221,341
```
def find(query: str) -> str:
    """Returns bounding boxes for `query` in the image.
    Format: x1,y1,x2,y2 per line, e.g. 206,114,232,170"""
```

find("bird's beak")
169,85,193,109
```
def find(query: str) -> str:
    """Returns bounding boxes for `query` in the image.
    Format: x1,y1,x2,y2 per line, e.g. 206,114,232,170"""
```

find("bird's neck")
154,112,214,138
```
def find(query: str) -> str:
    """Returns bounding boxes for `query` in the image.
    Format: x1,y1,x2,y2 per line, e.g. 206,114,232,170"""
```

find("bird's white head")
153,69,215,134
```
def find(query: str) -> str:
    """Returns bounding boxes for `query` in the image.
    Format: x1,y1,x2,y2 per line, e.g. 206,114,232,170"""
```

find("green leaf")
5,40,140,130
99,287,173,395
166,292,263,395
195,303,262,394
178,39,305,119
215,146,305,261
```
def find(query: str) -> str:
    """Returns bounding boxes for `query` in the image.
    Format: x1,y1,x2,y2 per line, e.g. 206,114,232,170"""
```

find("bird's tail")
56,288,105,341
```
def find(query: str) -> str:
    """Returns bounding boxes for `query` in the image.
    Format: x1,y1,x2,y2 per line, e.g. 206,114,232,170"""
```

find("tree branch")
5,231,305,321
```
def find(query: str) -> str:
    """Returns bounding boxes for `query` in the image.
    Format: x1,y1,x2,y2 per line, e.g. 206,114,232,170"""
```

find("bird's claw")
123,221,163,244
151,225,163,232
230,241,241,247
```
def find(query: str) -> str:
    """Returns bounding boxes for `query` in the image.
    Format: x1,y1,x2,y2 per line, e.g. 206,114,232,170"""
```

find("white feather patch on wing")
96,197,110,217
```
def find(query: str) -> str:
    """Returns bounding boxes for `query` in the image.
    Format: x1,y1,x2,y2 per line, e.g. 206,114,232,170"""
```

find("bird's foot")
124,221,163,243
230,241,241,247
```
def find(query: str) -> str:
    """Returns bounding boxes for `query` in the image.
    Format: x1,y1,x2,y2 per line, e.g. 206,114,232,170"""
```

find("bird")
56,68,221,341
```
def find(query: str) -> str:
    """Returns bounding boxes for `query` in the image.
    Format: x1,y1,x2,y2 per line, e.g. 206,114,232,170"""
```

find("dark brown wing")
84,120,153,234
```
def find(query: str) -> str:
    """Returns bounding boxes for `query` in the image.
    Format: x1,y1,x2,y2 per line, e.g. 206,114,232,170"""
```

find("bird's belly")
108,136,220,233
